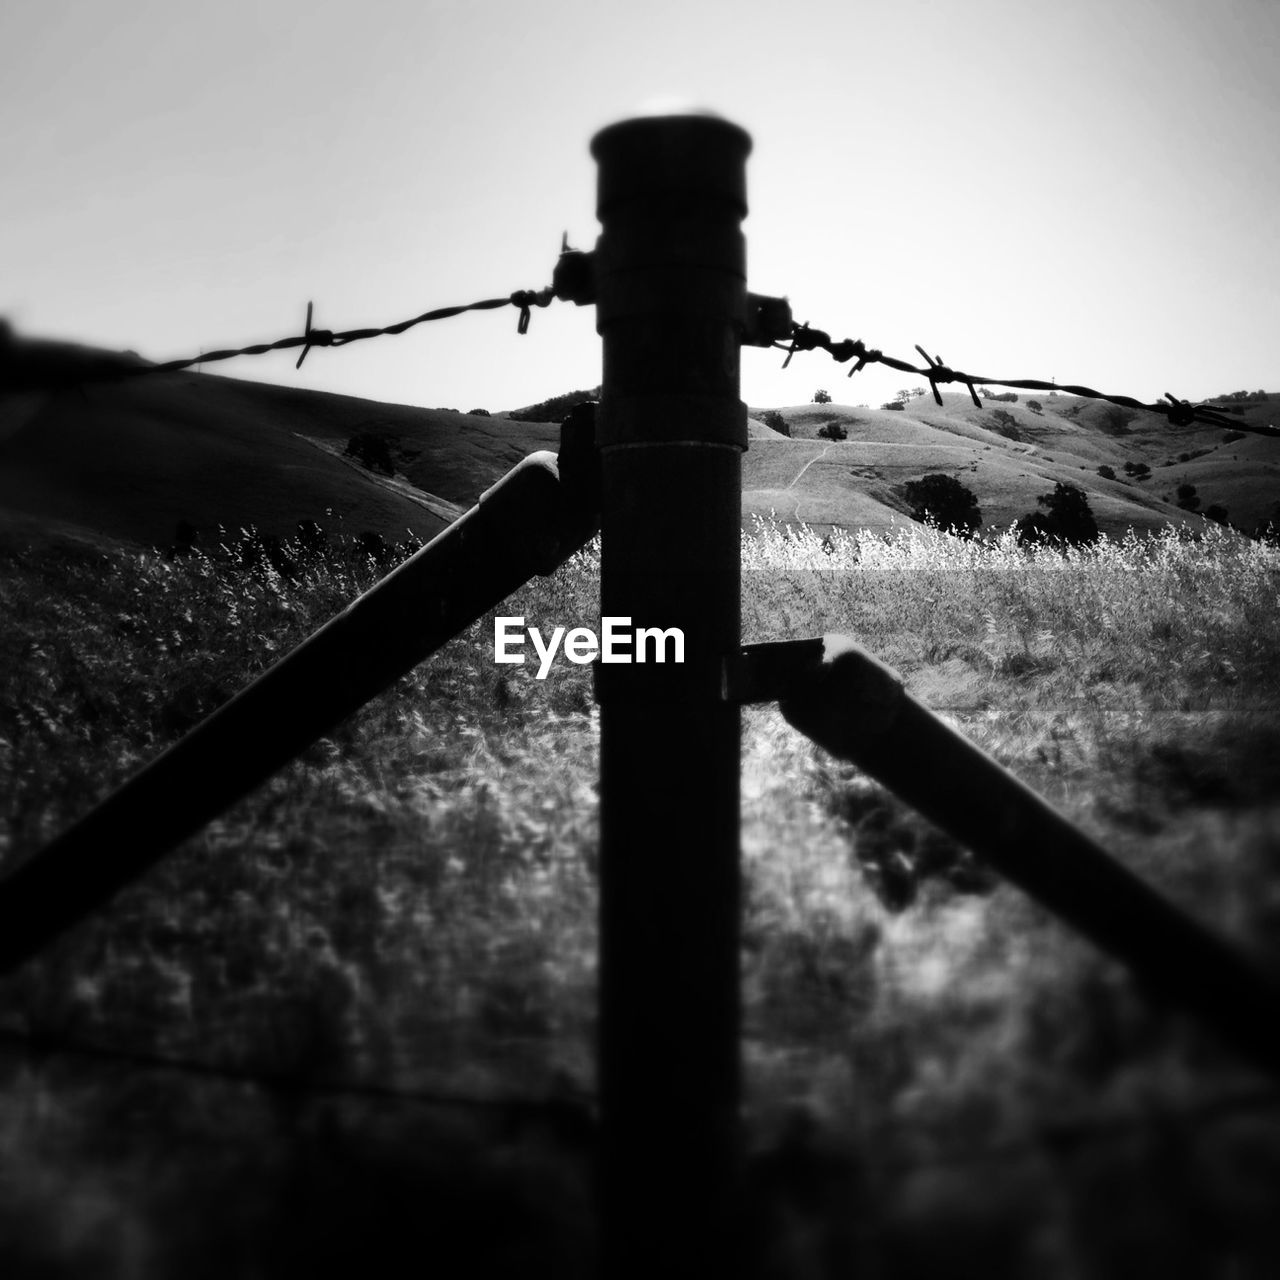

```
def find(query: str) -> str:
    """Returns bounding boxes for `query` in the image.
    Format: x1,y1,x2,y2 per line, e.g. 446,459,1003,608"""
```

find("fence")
2,112,1279,1279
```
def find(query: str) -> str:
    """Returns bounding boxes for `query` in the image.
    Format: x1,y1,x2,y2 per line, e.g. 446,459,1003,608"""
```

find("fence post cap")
590,111,752,216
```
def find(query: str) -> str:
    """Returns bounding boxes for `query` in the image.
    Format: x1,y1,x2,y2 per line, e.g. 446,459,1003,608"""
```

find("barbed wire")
0,286,558,394
777,322,1280,438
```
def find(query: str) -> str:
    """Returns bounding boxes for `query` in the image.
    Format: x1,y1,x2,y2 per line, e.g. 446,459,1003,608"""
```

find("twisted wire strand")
0,288,557,392
141,289,557,374
778,324,1279,438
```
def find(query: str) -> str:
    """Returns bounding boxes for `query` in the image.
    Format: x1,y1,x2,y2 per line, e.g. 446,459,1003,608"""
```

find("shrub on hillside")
1098,405,1137,435
760,410,790,437
1205,504,1230,525
1097,465,1116,480
900,473,982,538
1123,460,1151,479
1027,400,1044,415
989,409,1021,440
1016,481,1099,547
817,422,848,441
344,432,396,477
1177,483,1201,512
812,389,832,405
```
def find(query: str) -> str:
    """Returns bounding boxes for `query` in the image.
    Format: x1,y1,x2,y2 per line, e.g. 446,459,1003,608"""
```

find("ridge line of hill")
1,336,1276,550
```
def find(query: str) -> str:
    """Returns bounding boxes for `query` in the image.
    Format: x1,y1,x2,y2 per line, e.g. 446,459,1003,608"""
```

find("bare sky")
3,0,1277,413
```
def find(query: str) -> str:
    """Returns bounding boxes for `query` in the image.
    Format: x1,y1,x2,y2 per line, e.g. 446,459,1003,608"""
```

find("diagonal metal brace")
726,634,1280,1079
0,411,601,975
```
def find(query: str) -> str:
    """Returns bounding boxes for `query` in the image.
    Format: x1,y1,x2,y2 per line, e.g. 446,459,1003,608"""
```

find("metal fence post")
590,112,751,1278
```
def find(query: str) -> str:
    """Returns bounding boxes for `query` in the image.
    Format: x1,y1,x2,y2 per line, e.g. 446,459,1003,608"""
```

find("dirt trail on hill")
296,434,466,527
786,444,836,489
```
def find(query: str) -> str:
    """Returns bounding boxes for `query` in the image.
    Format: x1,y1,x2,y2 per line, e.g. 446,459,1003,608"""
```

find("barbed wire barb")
914,344,982,408
295,300,335,370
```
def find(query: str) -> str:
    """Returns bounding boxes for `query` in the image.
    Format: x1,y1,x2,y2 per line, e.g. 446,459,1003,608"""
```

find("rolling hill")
0,342,558,553
743,393,1279,538
1,335,1275,551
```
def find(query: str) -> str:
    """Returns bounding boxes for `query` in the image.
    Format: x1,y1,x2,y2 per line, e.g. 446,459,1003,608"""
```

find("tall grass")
2,519,1279,1277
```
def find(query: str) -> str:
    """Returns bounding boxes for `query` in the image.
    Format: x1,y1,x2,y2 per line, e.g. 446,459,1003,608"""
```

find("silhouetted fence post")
591,113,751,1279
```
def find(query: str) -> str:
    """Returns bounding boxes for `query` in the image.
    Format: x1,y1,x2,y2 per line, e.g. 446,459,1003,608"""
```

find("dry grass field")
2,516,1279,1278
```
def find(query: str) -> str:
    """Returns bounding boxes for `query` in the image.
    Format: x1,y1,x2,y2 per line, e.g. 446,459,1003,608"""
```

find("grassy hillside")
747,393,1280,538
2,523,1280,1276
0,360,558,553
2,337,1274,554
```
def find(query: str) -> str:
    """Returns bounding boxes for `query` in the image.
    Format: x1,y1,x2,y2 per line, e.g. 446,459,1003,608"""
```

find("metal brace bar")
726,635,1280,1079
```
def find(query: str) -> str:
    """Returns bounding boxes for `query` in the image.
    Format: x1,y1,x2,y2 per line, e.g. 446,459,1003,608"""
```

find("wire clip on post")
551,233,597,306
743,294,793,348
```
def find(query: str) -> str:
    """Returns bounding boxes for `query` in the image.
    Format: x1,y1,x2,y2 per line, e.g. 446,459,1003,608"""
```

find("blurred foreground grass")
2,518,1279,1278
